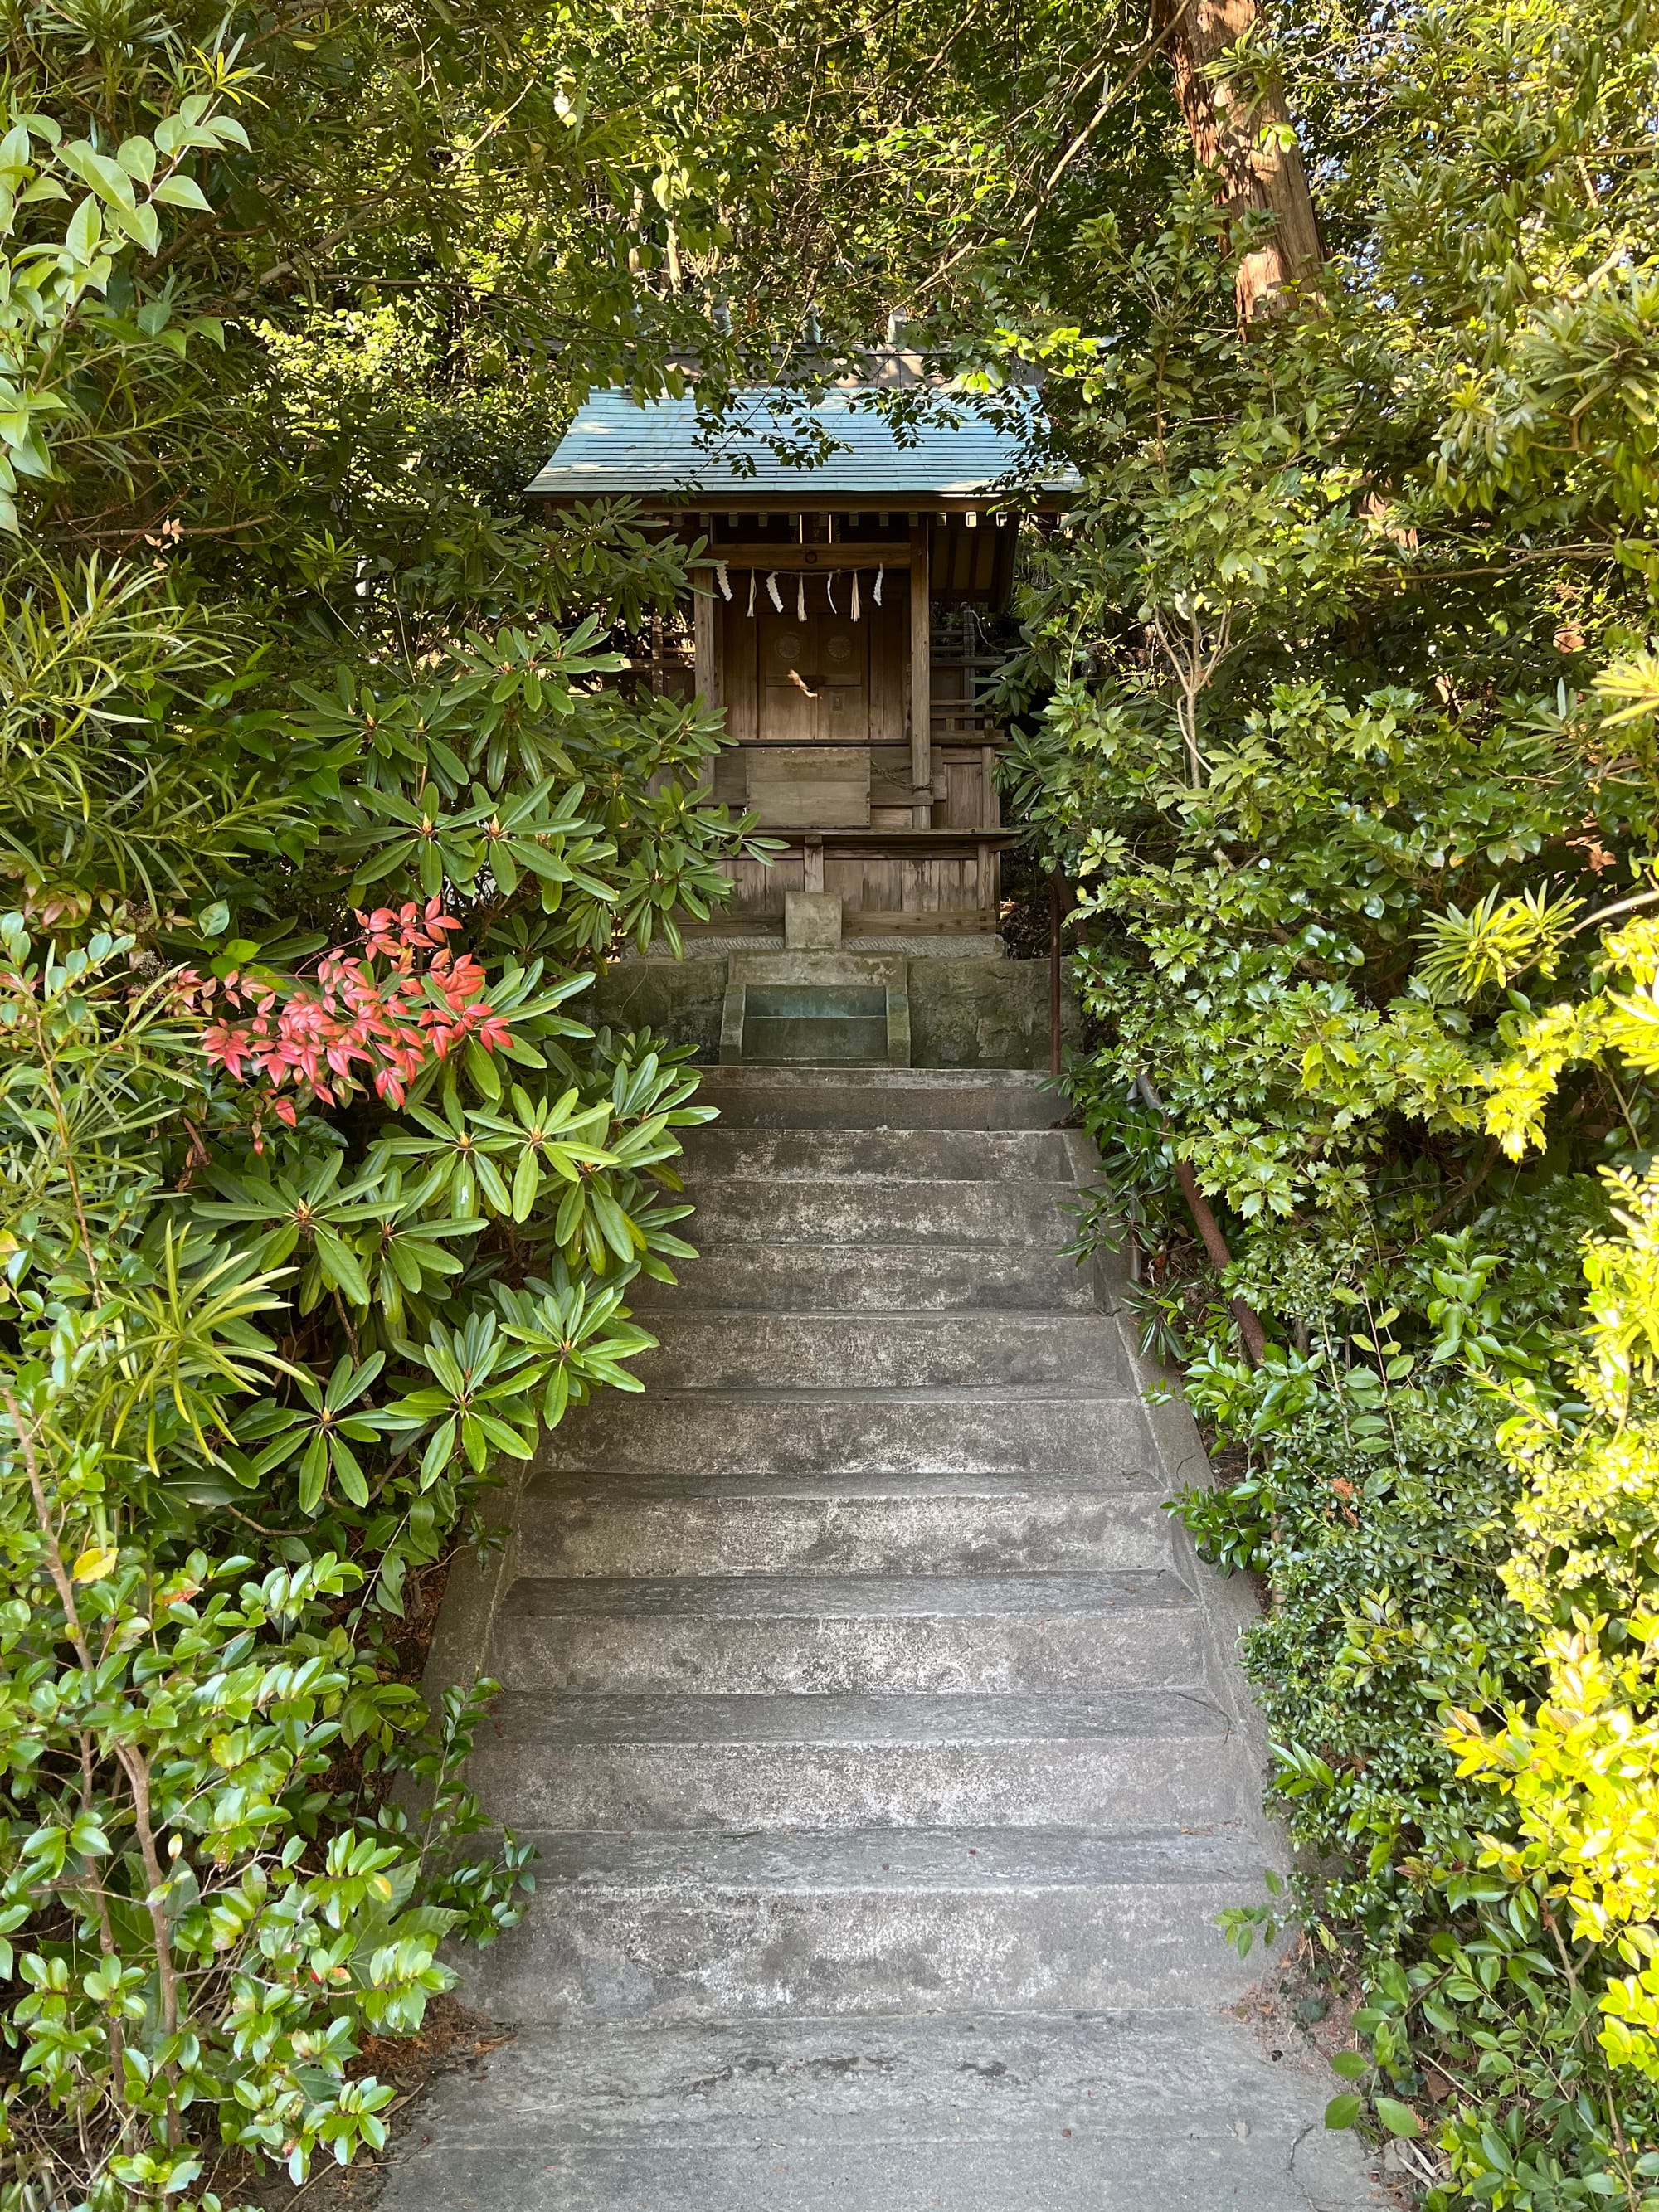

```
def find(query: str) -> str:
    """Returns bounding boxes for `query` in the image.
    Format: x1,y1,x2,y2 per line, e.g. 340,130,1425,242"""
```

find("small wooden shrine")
527,361,1070,939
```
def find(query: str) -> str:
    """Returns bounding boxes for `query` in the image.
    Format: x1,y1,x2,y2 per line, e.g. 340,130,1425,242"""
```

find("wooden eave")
526,489,1068,517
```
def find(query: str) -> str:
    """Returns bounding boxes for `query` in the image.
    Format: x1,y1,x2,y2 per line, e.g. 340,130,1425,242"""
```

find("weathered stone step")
385,1052,1351,2210
541,1389,1151,1477
685,1177,1076,1247
679,1126,1076,1182
693,1067,1058,1130
742,1013,890,1065
472,1691,1245,1832
494,1568,1203,1694
455,1826,1276,2024
514,1470,1169,1578
369,2012,1386,2212
629,1242,1100,1314
630,1313,1126,1392
378,2134,1370,2212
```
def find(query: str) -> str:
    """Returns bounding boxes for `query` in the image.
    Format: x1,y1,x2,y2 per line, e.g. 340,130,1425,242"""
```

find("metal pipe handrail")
1049,867,1064,1081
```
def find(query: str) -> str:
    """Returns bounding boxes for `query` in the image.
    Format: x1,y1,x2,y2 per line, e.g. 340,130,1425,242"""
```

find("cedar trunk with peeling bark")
1154,0,1322,320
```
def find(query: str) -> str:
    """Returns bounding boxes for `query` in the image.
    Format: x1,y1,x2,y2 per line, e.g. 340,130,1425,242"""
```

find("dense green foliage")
0,11,786,2204
1000,0,1659,2198
7,0,1659,2200
0,0,1175,2196
0,0,1168,2195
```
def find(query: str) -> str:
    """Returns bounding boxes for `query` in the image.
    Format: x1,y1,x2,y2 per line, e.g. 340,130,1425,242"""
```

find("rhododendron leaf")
330,1437,370,1508
298,1431,329,1515
312,1225,370,1307
418,1417,456,1488
465,1036,501,1100
511,1148,540,1221
474,1154,512,1213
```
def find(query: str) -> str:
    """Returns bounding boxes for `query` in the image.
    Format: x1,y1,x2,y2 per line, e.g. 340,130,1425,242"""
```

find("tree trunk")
1154,0,1322,322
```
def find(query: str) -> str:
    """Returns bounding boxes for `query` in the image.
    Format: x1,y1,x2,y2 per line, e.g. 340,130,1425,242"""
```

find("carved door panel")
759,610,819,741
751,602,873,826
817,611,869,742
758,606,870,742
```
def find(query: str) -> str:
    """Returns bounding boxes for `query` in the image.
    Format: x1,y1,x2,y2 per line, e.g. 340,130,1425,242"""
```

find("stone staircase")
380,1067,1381,2212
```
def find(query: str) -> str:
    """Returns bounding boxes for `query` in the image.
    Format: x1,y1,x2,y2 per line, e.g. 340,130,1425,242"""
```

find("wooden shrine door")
747,599,872,826
758,603,869,741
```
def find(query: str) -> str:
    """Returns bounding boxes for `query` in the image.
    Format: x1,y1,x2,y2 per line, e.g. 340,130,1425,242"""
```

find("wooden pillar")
979,739,1000,923
909,522,931,826
689,586,719,798
693,582,718,707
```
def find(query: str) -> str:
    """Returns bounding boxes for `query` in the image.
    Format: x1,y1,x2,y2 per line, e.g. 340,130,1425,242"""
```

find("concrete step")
693,1067,1058,1130
455,1826,1278,2024
381,1054,1343,2210
494,1569,1204,1694
679,1126,1076,1182
471,1691,1249,1832
540,1390,1151,1477
368,2012,1387,2212
685,1177,1076,1247
629,1313,1127,1392
629,1242,1101,1314
514,1470,1170,1578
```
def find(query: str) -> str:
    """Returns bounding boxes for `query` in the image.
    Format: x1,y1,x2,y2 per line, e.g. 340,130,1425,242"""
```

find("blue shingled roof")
526,386,1076,500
